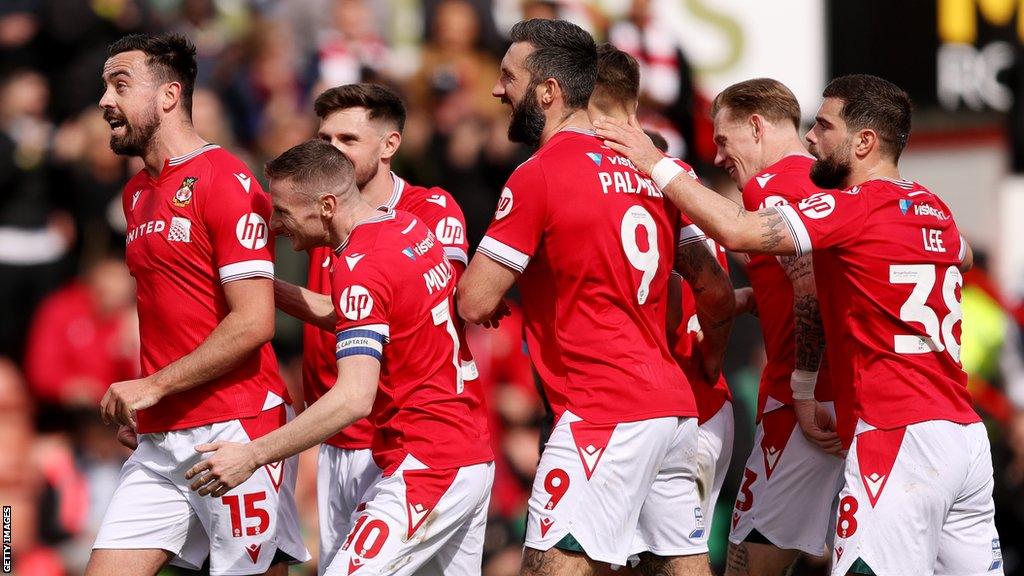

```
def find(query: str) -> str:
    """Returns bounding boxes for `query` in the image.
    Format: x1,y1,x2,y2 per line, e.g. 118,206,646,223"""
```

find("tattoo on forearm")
674,242,710,294
794,294,825,372
757,208,787,251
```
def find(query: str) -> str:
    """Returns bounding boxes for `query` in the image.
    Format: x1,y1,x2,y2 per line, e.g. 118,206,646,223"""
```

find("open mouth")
107,118,127,131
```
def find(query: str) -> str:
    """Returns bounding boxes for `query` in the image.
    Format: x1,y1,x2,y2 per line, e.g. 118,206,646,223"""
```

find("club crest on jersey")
585,152,603,166
172,176,198,207
339,285,374,321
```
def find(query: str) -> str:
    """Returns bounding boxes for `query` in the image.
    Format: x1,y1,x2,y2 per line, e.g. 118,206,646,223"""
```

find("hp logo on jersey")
339,285,374,321
236,213,269,250
435,217,465,245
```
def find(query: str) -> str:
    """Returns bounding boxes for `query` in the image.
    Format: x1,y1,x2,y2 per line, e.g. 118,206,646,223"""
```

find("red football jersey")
478,129,695,425
123,144,288,433
777,177,979,444
742,155,834,418
673,234,732,425
303,175,471,449
332,209,492,475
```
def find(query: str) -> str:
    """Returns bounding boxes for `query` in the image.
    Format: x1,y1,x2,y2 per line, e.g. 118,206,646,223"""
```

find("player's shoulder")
399,181,464,216
746,155,820,202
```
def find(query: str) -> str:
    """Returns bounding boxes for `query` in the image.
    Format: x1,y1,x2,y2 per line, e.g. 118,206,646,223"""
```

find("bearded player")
706,78,845,576
270,83,473,574
90,33,308,576
596,74,1000,576
186,140,494,575
588,42,736,563
460,19,731,575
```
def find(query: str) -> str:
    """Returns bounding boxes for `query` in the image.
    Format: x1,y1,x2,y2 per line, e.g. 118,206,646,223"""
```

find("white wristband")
791,369,818,400
651,157,684,190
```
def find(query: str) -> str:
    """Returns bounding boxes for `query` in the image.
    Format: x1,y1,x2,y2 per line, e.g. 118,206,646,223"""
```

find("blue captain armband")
335,324,389,361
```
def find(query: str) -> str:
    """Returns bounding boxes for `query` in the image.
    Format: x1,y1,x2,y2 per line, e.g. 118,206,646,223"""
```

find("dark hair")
314,83,407,132
509,18,597,109
592,43,639,109
822,74,912,160
265,139,355,197
711,78,801,130
644,129,669,153
108,33,198,119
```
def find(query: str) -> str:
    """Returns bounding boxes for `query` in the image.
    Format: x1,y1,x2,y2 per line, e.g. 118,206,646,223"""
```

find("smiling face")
493,42,545,146
806,97,853,189
317,107,391,189
99,51,163,157
712,107,763,189
268,177,330,252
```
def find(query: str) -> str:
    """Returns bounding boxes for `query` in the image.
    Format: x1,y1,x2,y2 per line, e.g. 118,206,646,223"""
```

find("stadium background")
2,0,1023,574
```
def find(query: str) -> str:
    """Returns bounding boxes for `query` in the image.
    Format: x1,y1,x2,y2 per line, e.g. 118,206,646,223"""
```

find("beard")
809,146,852,190
506,87,545,147
107,105,160,157
354,158,379,189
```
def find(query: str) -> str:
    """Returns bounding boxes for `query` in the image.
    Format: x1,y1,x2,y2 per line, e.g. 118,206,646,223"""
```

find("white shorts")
729,402,845,556
525,409,701,565
831,420,1002,576
326,454,493,576
631,401,734,557
317,445,380,575
93,405,310,575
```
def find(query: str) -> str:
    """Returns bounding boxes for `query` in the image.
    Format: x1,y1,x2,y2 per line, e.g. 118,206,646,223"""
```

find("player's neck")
848,160,900,189
540,108,592,146
330,201,383,250
360,168,395,210
142,119,208,177
761,135,811,171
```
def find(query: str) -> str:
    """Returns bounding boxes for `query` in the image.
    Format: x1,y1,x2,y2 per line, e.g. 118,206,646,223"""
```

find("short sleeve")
202,169,274,283
332,258,393,361
419,188,470,268
776,191,869,256
476,159,548,273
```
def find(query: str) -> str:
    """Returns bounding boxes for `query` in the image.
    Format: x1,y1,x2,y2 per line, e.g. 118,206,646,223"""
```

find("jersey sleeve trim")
677,224,707,246
335,324,390,360
477,236,530,273
444,246,469,266
775,205,812,257
958,235,967,263
219,260,275,283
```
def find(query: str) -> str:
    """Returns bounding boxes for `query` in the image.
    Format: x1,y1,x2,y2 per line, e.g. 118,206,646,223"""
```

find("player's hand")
186,441,259,497
592,115,663,176
481,300,511,329
117,425,139,450
694,330,724,383
733,287,758,317
100,377,163,428
792,398,844,456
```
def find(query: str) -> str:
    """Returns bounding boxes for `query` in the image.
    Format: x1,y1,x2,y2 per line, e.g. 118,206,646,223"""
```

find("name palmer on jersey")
597,155,663,197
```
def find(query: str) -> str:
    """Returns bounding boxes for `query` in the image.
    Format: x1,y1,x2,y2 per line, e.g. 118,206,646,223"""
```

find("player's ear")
321,193,337,218
161,81,182,114
855,128,877,159
380,130,402,161
540,78,557,107
749,114,764,142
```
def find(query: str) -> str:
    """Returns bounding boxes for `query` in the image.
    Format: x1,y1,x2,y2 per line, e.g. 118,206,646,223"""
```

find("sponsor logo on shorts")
855,428,906,507
539,516,554,537
403,468,458,539
835,546,844,561
760,408,797,480
245,543,261,563
688,507,705,539
265,461,284,493
569,421,616,480
990,538,1002,571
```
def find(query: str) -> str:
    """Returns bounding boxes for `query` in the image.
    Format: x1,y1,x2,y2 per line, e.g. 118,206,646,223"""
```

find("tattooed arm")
675,241,735,382
594,116,798,256
782,254,842,455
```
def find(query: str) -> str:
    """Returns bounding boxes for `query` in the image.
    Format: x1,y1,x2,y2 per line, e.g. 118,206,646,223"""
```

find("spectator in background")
24,256,138,408
316,0,392,87
607,0,698,162
0,68,74,360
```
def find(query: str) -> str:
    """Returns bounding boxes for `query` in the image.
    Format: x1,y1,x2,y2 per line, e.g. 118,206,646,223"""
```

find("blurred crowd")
2,1,1024,575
